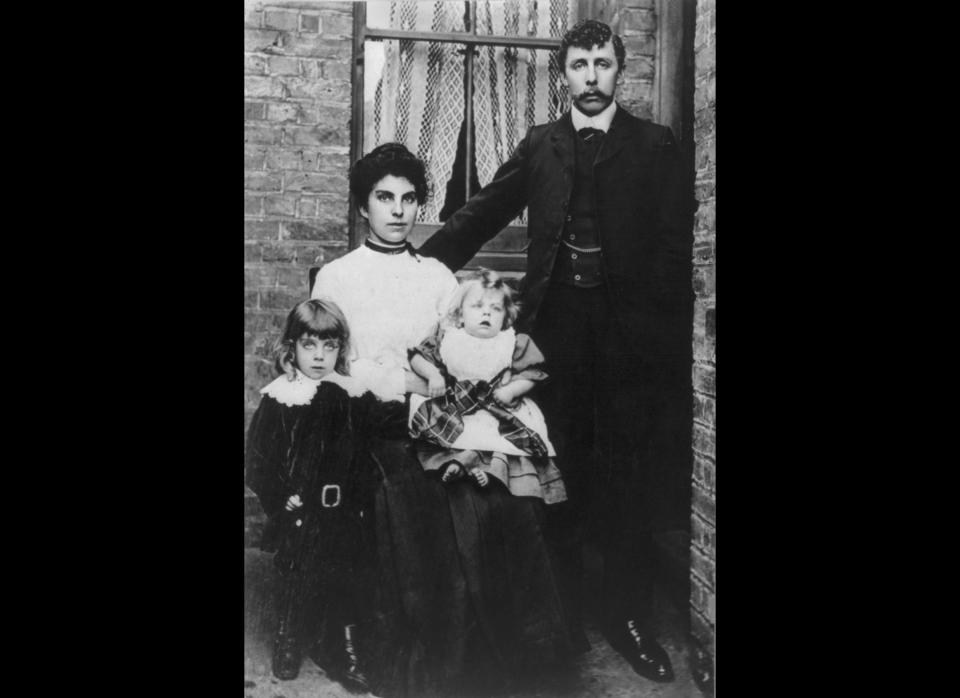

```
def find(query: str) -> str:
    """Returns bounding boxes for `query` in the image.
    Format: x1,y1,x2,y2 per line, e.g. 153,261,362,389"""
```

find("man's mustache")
574,88,612,100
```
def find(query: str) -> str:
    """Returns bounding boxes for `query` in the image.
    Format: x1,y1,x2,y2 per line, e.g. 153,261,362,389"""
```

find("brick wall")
244,0,355,545
690,0,716,678
244,1,355,436
592,0,657,120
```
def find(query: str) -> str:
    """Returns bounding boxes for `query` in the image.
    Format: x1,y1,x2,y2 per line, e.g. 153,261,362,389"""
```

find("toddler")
409,269,566,504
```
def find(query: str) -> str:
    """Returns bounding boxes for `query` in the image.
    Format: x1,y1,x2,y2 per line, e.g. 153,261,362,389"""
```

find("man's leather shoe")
272,631,302,681
605,620,674,683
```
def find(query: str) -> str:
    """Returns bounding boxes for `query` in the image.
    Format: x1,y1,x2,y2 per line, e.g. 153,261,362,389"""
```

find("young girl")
244,299,407,692
409,268,566,505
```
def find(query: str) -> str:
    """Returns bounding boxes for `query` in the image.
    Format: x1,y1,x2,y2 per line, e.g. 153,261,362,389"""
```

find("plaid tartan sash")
409,375,549,457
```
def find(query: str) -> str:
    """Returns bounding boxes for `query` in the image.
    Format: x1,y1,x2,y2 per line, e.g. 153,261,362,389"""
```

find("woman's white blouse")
311,246,459,402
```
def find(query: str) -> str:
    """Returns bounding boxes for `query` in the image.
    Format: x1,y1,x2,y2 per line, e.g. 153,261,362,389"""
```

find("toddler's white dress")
410,325,567,504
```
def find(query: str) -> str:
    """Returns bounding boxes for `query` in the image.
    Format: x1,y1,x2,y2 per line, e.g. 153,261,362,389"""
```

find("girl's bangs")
291,306,345,340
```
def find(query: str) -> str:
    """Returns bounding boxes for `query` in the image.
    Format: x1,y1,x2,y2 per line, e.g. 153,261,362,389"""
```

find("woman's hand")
427,375,446,397
404,369,431,396
284,494,303,511
406,356,445,397
492,385,517,407
493,378,535,407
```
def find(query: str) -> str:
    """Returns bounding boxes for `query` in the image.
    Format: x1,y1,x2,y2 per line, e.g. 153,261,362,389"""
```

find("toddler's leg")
440,460,465,483
469,468,489,488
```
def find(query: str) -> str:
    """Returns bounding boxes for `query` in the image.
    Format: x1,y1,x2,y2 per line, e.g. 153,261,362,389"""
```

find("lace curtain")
365,0,574,224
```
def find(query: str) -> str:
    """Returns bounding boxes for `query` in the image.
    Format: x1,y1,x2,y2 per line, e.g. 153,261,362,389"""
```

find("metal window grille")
362,1,574,226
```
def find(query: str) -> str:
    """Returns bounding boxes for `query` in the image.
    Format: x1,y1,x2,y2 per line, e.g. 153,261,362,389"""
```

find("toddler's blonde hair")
445,268,520,331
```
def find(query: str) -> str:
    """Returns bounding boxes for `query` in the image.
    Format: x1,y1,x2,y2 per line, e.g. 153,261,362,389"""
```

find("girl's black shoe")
324,624,373,694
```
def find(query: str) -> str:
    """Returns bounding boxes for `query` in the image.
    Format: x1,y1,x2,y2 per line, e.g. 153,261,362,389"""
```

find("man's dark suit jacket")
417,104,694,364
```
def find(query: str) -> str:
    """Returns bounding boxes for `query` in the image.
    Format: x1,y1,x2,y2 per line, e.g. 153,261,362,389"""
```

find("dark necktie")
577,127,604,142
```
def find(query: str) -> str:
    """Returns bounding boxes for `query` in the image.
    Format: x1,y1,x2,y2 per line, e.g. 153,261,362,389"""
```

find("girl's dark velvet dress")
245,374,408,654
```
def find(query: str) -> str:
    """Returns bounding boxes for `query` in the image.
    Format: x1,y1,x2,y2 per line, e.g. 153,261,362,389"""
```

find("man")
417,19,693,684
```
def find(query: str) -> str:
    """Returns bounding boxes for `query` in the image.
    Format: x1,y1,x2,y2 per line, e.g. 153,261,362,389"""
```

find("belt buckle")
321,484,341,508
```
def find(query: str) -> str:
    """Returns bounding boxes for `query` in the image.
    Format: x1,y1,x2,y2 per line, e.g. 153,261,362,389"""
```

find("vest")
553,129,604,288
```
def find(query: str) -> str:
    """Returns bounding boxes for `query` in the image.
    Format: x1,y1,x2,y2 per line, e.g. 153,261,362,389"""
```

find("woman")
312,143,572,696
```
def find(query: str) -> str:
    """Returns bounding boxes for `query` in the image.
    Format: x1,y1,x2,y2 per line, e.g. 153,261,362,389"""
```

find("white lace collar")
260,369,367,406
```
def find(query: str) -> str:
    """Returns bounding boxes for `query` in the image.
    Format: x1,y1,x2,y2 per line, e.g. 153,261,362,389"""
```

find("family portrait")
244,1,715,695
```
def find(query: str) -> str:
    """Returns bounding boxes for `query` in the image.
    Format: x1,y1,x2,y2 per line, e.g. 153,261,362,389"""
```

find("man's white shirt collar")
570,100,617,133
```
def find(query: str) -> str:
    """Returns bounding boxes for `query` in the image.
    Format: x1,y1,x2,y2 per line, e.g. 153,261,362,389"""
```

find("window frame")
348,1,567,263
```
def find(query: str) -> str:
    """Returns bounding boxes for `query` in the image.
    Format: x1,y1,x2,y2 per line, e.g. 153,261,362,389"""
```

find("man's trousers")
531,283,682,634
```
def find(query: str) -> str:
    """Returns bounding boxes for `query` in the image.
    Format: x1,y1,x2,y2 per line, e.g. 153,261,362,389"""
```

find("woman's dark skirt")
367,437,573,697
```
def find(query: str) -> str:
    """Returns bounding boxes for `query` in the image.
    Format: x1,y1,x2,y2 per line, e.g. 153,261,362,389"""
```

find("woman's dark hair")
349,142,429,208
273,298,351,377
558,19,625,73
